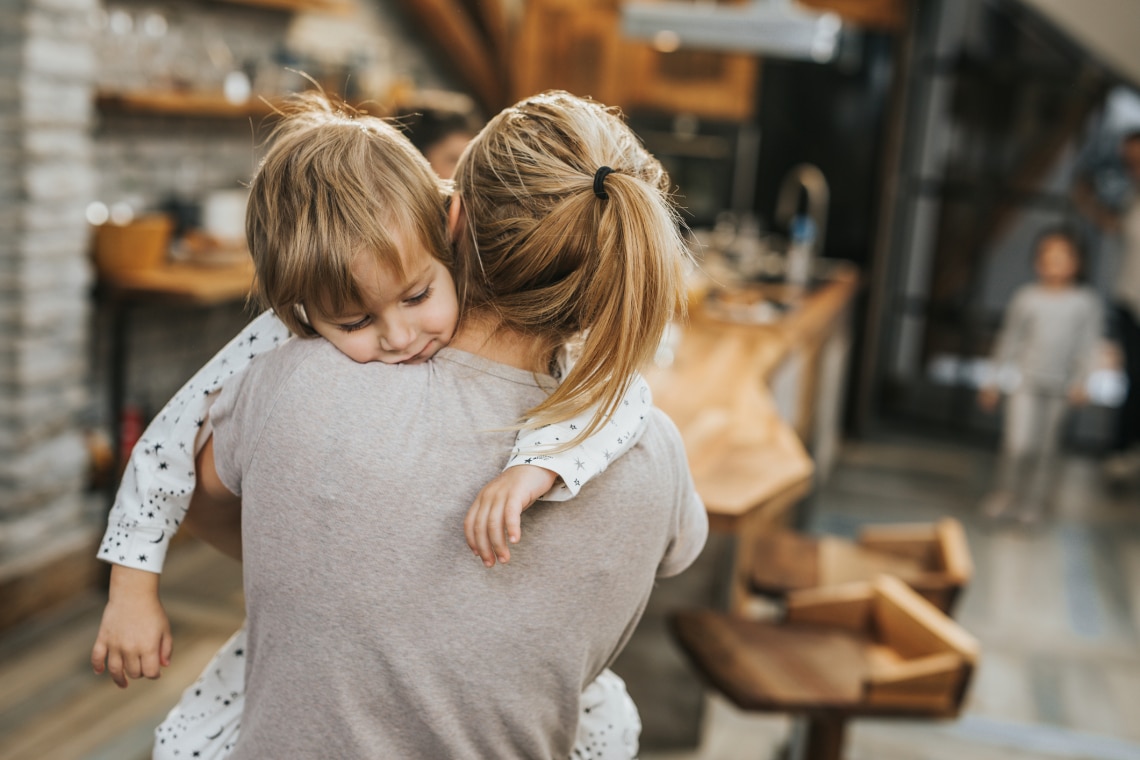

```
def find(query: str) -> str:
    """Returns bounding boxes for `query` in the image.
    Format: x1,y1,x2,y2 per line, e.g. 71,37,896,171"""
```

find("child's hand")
978,387,1000,413
464,465,558,567
90,566,172,689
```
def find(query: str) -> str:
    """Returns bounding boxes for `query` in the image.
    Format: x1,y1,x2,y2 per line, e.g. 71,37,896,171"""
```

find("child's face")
308,235,458,365
1035,235,1080,288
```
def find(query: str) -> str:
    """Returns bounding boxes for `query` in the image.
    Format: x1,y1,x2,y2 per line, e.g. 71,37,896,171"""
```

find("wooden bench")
672,575,980,760
749,517,973,614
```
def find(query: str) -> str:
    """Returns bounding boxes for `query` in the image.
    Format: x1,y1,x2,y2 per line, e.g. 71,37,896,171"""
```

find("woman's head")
1033,226,1084,288
246,93,454,344
451,91,691,440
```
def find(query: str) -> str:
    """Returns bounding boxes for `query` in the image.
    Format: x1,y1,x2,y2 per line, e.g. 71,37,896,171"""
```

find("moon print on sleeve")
98,311,293,574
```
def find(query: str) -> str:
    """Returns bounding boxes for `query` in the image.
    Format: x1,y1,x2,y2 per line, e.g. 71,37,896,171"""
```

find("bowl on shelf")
175,229,250,268
92,214,174,277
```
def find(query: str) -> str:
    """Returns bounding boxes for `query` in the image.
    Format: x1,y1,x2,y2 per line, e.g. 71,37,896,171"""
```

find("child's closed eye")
405,286,433,306
337,317,372,332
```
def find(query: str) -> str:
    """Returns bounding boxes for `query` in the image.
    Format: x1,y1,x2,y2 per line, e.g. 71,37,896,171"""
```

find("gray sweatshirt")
990,283,1103,395
212,339,708,760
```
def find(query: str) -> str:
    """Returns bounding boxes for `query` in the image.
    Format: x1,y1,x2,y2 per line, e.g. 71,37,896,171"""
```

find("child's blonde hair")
452,91,691,446
246,92,452,336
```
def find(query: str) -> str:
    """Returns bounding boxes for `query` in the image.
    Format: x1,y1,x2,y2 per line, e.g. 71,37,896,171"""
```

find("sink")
702,283,795,324
699,262,841,325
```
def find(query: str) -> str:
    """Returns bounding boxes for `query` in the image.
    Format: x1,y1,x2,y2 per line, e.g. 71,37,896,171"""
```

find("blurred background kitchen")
2,1,1140,758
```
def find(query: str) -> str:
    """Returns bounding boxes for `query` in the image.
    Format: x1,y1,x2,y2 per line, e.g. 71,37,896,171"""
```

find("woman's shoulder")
635,407,690,463
243,335,354,388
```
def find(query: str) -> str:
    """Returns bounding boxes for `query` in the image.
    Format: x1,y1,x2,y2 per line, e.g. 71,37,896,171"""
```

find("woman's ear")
447,193,464,243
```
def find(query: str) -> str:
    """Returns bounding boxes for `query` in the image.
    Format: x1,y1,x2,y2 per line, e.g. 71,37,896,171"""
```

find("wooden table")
672,575,979,760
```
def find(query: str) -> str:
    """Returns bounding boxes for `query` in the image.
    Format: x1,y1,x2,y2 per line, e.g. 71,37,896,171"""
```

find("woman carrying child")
92,90,705,759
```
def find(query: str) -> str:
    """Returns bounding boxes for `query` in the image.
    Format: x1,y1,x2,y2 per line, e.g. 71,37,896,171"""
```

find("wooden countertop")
646,264,859,531
97,259,255,306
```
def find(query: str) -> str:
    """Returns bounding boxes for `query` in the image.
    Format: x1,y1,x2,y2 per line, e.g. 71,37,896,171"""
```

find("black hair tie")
593,166,615,200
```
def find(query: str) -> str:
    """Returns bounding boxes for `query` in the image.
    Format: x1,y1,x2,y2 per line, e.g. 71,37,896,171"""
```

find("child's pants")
153,625,640,760
996,388,1069,512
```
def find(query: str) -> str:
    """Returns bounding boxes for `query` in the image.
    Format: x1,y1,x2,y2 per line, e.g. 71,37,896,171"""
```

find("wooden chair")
749,517,973,614
672,575,980,760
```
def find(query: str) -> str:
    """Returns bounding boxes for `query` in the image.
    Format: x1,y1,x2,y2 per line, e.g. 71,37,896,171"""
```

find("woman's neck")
448,313,549,374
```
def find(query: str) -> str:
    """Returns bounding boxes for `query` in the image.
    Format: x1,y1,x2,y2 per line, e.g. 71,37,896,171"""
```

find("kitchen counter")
649,261,859,529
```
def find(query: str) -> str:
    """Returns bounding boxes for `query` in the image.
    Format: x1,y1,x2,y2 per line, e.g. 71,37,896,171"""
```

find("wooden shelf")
96,90,280,119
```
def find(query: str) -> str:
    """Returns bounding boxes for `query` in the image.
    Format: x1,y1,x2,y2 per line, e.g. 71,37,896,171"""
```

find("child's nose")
380,318,415,352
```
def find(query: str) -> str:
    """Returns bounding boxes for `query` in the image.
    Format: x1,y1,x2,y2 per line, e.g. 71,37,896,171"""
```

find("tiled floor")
643,433,1140,760
1,432,1138,760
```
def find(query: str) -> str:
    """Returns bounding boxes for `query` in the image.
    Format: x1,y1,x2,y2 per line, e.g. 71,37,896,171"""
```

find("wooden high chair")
749,517,973,614
672,575,980,760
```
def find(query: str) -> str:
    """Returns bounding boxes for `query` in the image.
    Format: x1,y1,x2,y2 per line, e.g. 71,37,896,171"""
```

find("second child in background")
978,227,1103,523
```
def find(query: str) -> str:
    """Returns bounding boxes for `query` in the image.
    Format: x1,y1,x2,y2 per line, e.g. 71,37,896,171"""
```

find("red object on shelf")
119,404,145,463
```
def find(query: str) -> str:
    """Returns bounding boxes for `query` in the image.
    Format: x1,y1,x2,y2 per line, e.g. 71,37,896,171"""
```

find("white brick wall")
0,0,95,556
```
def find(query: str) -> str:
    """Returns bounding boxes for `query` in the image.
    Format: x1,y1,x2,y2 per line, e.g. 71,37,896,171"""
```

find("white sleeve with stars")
505,372,653,502
97,311,293,573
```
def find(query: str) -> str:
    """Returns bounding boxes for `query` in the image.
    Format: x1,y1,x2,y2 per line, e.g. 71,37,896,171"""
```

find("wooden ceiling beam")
398,0,504,112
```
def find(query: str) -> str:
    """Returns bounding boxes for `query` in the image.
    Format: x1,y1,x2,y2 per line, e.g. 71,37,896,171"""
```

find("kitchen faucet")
774,163,829,263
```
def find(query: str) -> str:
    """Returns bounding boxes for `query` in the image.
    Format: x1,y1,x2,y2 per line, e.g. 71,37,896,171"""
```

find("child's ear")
447,193,464,243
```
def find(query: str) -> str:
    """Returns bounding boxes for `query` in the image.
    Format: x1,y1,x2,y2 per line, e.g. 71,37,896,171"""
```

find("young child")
978,227,1103,523
91,93,674,760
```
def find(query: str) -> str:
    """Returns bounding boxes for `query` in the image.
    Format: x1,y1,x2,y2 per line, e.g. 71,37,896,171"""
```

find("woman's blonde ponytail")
453,91,692,446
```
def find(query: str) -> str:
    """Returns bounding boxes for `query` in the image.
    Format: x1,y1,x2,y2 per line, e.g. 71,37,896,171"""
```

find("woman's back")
214,338,706,759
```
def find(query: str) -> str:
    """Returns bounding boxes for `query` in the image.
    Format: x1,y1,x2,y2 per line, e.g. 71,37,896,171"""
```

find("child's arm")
97,310,289,572
90,565,168,688
979,290,1029,411
464,372,653,566
91,310,291,684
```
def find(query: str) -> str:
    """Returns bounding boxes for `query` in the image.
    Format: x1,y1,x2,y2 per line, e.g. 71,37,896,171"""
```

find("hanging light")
621,0,843,63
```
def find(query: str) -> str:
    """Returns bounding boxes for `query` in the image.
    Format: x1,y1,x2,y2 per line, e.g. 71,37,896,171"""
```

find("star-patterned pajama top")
98,310,653,573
